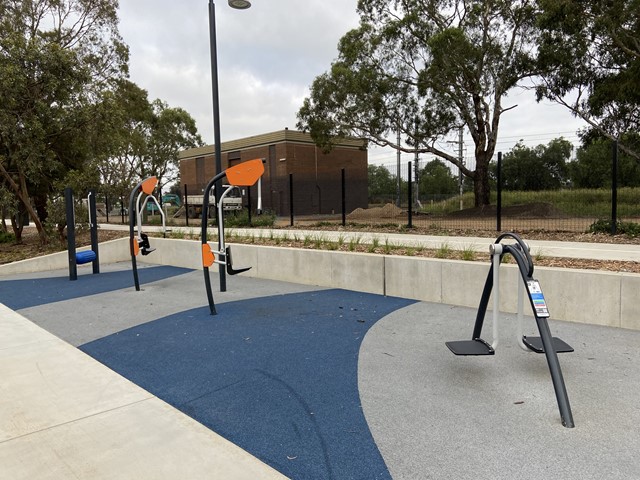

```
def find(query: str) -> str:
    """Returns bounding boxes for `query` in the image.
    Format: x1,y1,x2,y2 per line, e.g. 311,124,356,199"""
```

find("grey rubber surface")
359,302,640,479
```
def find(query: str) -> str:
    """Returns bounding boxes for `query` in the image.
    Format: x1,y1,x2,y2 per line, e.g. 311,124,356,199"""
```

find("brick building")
178,129,368,216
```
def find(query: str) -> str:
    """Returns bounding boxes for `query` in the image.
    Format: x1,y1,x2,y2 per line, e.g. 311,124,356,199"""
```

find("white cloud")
118,0,587,164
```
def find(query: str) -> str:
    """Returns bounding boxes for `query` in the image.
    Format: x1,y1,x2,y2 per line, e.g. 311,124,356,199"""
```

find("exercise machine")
446,232,575,428
65,187,99,280
128,176,167,291
201,158,264,315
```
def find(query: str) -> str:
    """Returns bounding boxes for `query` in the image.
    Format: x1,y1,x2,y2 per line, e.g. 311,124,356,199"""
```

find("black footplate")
446,339,495,356
522,336,574,353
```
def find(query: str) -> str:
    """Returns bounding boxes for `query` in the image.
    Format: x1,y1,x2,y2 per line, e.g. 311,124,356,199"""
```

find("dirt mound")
347,203,403,220
446,202,567,219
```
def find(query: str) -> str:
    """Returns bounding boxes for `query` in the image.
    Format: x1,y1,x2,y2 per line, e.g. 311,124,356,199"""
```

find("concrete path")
101,223,640,262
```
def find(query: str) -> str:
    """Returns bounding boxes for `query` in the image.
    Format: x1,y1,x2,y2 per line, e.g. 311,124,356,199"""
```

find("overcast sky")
117,0,587,167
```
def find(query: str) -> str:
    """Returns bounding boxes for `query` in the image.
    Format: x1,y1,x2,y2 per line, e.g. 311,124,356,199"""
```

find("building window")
228,151,241,168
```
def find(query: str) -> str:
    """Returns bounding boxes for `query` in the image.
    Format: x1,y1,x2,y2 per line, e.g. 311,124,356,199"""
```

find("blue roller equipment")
75,250,97,265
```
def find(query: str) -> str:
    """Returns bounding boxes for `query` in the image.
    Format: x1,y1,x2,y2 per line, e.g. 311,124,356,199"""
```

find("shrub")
588,219,640,237
0,231,15,243
224,210,276,228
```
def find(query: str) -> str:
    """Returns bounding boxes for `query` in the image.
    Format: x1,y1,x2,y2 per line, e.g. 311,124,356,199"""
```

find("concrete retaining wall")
2,237,637,330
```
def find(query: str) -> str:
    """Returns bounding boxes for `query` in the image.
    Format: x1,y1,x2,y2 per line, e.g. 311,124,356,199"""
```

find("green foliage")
0,0,128,234
0,231,15,244
570,135,640,188
435,242,452,259
420,187,640,218
537,0,640,151
368,165,399,200
588,219,640,237
419,159,458,195
224,210,276,228
499,138,572,191
461,245,477,261
298,0,540,207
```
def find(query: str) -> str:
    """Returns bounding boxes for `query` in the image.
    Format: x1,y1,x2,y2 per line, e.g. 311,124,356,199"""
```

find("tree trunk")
10,214,24,244
0,163,48,245
473,154,491,207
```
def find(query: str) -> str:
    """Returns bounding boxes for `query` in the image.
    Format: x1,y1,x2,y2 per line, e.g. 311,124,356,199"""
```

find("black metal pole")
247,185,252,225
184,184,189,227
612,140,618,235
105,195,110,224
289,173,294,226
407,161,413,228
128,181,142,291
89,190,100,274
341,168,346,226
208,0,226,292
535,315,575,428
64,187,77,281
497,152,502,232
201,170,227,314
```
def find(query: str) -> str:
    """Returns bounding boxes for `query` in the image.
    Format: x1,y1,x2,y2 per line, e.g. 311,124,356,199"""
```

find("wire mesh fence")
350,161,640,234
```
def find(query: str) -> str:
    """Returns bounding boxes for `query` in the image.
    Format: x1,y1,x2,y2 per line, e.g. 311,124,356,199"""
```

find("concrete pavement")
102,223,640,262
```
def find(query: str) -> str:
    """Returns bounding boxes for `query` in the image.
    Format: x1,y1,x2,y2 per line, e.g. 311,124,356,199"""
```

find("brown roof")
178,129,366,160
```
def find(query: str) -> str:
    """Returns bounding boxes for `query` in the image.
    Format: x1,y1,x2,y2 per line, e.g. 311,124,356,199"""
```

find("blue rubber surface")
80,289,415,480
0,266,192,310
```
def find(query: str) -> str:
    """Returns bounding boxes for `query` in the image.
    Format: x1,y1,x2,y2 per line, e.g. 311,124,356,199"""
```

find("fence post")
289,173,294,227
611,140,618,235
247,185,252,225
184,184,189,227
497,151,502,232
341,168,346,226
407,161,413,228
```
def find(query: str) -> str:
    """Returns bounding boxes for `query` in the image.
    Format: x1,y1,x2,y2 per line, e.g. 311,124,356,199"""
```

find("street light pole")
207,0,251,292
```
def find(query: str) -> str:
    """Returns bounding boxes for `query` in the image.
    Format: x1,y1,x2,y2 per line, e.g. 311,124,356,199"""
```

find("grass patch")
435,242,452,259
419,187,640,218
460,245,477,261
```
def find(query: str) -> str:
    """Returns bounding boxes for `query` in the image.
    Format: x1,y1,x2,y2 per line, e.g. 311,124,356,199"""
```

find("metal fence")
349,160,640,234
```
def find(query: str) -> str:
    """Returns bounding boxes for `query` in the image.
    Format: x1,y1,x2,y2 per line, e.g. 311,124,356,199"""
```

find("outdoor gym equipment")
65,187,99,281
201,158,264,315
446,232,575,428
128,176,168,291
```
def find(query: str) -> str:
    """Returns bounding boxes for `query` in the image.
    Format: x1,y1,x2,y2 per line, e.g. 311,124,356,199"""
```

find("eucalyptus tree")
142,99,203,197
500,138,572,191
0,0,128,243
536,0,640,159
298,0,540,206
92,83,203,208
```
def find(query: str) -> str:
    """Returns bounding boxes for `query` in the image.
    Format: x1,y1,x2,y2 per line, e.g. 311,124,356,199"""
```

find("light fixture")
228,0,251,9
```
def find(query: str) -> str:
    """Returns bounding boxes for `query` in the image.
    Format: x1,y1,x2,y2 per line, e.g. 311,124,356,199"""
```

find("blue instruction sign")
527,280,550,318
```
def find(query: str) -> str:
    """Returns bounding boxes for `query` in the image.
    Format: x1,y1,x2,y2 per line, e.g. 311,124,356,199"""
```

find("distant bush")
0,231,15,243
224,210,276,228
588,219,640,237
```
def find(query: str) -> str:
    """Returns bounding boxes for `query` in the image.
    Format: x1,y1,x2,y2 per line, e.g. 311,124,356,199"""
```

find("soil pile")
347,203,403,220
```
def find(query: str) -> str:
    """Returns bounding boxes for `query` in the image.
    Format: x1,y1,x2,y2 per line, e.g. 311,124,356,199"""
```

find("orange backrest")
225,159,264,186
202,243,215,268
141,176,158,195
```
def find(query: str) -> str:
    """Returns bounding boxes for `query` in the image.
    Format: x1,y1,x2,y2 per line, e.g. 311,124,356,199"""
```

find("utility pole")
396,126,401,207
414,148,420,208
